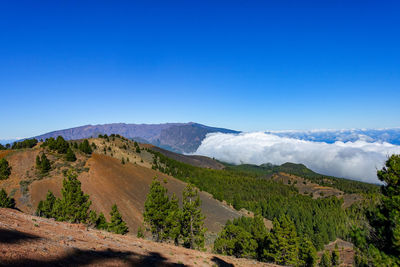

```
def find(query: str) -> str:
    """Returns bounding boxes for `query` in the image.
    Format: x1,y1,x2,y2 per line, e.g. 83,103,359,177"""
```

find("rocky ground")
0,208,279,267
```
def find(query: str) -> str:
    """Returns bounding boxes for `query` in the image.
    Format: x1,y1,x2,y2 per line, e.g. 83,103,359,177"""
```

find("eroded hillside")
0,208,278,267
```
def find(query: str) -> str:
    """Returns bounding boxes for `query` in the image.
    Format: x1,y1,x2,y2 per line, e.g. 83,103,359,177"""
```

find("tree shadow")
0,229,41,244
211,256,234,267
1,246,188,267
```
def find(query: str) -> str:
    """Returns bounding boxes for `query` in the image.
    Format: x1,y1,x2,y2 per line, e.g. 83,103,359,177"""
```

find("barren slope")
0,208,278,267
29,152,241,234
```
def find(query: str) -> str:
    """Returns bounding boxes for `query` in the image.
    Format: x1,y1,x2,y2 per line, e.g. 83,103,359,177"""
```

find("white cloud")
194,132,400,184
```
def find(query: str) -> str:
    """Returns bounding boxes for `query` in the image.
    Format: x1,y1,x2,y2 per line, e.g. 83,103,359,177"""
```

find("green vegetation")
320,251,332,267
134,141,141,153
36,170,128,234
79,139,93,154
150,150,347,250
42,136,69,154
11,138,38,149
143,177,206,249
0,158,12,180
350,154,400,266
225,162,379,194
144,177,172,242
108,204,129,234
65,147,77,162
0,188,15,208
214,215,317,266
181,183,206,249
36,153,51,174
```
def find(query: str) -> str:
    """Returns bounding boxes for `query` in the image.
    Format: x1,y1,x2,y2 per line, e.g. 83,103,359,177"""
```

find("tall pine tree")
108,204,128,234
53,171,91,223
181,183,206,250
144,177,171,242
165,193,181,245
36,191,56,218
263,214,299,266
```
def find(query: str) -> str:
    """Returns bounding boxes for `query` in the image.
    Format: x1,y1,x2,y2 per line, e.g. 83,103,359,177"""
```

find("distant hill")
31,122,239,153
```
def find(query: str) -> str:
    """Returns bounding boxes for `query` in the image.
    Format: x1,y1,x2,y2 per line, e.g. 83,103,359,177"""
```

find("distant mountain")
32,122,239,153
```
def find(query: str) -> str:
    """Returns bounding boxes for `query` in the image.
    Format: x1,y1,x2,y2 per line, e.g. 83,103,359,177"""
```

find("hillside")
0,208,278,267
31,123,239,153
0,137,241,238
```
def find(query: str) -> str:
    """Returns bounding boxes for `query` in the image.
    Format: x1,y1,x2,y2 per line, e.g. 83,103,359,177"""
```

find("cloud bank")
195,132,400,184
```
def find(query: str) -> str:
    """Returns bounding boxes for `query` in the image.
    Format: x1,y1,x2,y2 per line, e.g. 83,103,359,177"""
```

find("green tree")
108,204,128,235
165,193,182,245
0,158,11,180
79,139,93,154
299,235,318,267
88,210,98,227
96,212,108,230
319,251,332,267
331,245,340,267
137,226,145,238
214,223,258,258
53,171,91,223
263,215,299,266
0,188,15,208
65,147,77,162
181,183,206,249
36,191,56,218
373,154,400,256
36,153,51,174
55,136,69,154
144,177,171,242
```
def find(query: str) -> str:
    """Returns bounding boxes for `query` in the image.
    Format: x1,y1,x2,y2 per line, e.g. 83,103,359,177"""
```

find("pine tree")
88,210,98,227
36,191,56,218
79,139,93,154
320,251,332,267
0,158,11,180
181,183,206,249
143,177,171,242
108,204,128,235
214,223,258,258
137,226,144,238
299,235,317,267
331,245,340,267
250,214,268,259
0,188,15,208
55,136,69,154
37,153,51,174
165,193,182,245
373,154,400,255
96,212,108,230
263,215,299,266
65,147,77,162
53,171,91,223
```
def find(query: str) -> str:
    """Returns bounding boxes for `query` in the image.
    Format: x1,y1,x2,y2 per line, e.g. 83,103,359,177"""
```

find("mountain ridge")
30,122,239,154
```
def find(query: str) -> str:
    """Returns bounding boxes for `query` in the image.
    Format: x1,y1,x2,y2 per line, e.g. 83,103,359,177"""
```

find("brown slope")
149,146,225,170
0,208,280,267
30,153,241,234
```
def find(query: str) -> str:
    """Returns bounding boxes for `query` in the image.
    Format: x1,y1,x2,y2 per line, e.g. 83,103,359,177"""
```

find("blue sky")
1,1,399,139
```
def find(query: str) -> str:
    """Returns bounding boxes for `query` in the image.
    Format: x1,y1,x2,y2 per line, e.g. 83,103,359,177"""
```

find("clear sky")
1,1,399,139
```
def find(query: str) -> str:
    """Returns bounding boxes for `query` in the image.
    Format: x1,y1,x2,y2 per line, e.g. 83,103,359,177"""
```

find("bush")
0,188,15,208
0,159,12,180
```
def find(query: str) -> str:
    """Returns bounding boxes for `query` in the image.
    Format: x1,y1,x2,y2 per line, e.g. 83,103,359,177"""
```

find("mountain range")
32,122,239,154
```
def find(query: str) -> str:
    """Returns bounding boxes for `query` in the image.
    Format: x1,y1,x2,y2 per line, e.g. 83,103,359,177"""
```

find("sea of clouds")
194,132,400,184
